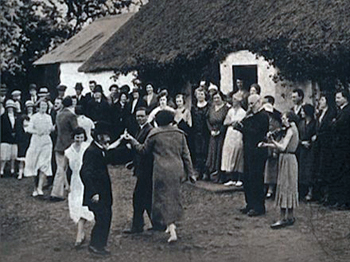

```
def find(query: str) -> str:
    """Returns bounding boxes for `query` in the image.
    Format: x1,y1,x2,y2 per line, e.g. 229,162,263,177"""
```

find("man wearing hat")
85,85,110,125
56,84,67,100
80,122,123,256
1,100,18,177
107,84,119,105
28,83,38,104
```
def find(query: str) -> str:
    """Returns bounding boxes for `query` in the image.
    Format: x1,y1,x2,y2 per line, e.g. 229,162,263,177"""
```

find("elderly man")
50,96,78,201
328,90,350,208
236,94,269,216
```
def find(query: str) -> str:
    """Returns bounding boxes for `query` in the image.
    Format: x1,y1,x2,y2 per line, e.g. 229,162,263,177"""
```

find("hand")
311,135,317,142
126,143,132,149
91,194,99,203
301,141,311,148
258,142,266,148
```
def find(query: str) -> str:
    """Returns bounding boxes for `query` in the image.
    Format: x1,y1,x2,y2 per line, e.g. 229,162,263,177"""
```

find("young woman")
0,100,18,177
65,127,94,247
16,101,34,180
24,101,54,196
148,90,175,125
191,87,210,179
298,104,316,200
174,93,192,134
259,112,299,228
221,92,246,187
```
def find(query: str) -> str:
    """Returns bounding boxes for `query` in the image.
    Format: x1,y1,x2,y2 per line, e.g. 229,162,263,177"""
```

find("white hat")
25,100,34,108
208,83,218,91
199,81,206,87
11,90,21,96
5,99,16,108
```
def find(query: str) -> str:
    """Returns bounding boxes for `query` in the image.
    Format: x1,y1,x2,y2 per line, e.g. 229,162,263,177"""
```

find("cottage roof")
78,0,350,75
34,13,135,65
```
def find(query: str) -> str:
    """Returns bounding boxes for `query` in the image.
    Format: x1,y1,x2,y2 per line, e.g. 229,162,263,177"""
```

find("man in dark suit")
123,107,153,233
50,96,78,201
128,88,146,135
85,85,110,125
236,94,269,216
80,122,117,256
328,90,350,208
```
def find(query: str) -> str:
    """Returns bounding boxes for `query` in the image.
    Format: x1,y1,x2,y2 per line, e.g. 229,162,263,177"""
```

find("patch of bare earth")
1,166,349,262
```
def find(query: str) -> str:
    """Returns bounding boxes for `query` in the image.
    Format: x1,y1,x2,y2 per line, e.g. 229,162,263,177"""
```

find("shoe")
74,234,86,249
285,218,295,226
202,174,209,181
239,207,250,214
270,219,288,229
235,181,243,187
88,245,111,256
123,227,143,234
224,181,236,187
37,189,44,196
17,174,23,180
49,196,65,202
305,193,312,201
148,224,167,231
32,190,39,197
247,210,265,217
266,192,273,199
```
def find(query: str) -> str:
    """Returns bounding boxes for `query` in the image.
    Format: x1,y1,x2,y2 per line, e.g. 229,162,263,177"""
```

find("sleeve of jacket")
80,149,99,200
181,134,194,179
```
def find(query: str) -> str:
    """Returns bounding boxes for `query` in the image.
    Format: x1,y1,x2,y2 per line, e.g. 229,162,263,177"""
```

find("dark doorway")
232,65,258,92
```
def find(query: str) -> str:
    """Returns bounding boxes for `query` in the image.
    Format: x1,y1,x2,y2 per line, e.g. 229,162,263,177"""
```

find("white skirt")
0,143,18,161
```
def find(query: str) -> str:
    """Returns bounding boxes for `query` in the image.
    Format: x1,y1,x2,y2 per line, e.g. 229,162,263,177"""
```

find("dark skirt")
206,133,225,174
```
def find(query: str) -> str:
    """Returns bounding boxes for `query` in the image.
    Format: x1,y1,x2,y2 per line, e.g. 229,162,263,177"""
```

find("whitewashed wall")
220,50,313,112
59,62,136,96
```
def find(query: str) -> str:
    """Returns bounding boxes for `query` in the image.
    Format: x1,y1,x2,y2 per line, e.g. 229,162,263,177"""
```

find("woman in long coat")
298,104,316,200
191,87,210,179
126,110,195,243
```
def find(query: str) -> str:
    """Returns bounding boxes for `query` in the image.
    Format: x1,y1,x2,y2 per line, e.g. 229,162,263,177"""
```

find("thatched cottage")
79,0,350,111
34,13,135,96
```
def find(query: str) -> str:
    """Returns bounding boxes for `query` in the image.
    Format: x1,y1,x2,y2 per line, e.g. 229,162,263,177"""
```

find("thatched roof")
79,0,350,78
34,13,134,65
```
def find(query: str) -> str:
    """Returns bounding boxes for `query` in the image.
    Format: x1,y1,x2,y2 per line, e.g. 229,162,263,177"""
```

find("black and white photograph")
1,0,350,261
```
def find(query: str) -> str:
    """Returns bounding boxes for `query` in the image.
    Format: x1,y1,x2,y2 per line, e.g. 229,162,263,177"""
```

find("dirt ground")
1,165,350,262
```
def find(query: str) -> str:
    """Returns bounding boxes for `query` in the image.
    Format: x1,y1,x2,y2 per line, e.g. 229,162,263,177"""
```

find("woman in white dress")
65,127,94,247
221,93,246,187
24,101,54,196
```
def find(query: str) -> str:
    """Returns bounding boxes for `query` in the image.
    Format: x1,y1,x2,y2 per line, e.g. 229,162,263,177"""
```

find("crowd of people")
1,78,350,256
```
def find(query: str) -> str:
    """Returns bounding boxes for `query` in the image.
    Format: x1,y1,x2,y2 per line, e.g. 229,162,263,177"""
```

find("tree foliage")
1,0,141,91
